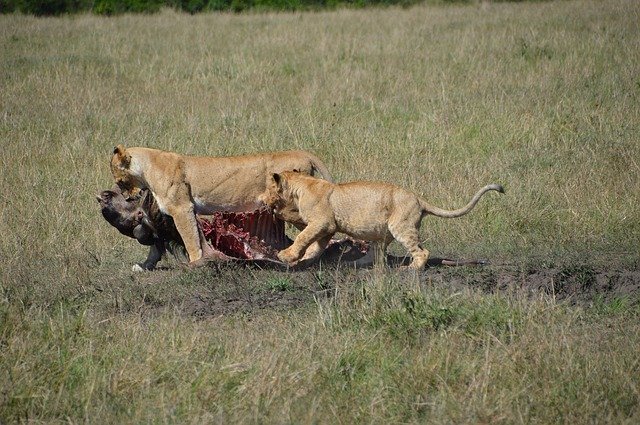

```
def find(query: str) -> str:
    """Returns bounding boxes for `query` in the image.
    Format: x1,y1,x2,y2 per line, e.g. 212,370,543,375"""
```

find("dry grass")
1,0,640,422
2,272,640,423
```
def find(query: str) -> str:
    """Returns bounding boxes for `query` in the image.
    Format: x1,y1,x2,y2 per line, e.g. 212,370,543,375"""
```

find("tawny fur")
261,171,504,269
110,145,332,263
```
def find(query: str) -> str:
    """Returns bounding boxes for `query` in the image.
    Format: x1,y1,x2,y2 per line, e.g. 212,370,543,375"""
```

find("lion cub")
261,171,504,269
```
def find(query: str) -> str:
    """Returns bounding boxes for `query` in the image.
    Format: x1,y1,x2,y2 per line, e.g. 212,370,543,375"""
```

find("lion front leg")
300,236,332,262
278,223,334,264
165,203,202,263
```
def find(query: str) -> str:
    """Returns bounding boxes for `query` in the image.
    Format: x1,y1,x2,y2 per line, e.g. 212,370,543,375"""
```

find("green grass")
1,0,640,422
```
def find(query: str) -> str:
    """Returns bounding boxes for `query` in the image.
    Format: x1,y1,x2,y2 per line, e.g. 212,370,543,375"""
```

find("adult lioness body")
261,171,504,269
110,146,332,263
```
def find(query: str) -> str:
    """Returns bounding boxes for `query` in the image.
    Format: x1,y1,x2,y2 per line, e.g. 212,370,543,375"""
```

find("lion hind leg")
389,223,429,270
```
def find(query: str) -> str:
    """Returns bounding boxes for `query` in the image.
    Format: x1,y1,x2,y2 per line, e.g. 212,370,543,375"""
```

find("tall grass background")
1,0,639,422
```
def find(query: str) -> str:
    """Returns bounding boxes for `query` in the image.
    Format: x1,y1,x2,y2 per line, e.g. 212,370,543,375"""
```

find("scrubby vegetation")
3,0,441,16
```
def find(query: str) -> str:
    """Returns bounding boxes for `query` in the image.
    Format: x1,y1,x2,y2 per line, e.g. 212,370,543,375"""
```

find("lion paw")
277,249,298,264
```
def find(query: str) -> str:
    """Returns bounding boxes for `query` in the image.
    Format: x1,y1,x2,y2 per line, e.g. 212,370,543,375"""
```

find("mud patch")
428,266,640,305
182,290,312,318
131,262,640,319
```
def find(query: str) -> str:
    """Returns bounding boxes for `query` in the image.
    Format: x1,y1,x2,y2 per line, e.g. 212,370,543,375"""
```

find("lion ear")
113,144,131,169
272,173,285,191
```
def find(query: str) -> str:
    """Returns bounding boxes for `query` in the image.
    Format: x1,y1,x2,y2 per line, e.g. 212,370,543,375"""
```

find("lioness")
261,171,504,269
110,146,332,264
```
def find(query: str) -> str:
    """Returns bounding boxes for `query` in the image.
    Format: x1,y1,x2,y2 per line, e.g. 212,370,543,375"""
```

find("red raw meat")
197,209,369,264
198,210,282,260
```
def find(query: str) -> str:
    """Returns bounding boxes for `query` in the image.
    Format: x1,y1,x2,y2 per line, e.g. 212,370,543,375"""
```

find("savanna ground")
1,0,640,422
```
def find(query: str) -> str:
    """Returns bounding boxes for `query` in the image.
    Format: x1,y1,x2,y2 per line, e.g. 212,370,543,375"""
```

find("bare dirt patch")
427,265,640,305
132,260,640,319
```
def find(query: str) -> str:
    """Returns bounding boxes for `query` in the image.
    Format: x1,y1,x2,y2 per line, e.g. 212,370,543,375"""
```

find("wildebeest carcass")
97,186,368,271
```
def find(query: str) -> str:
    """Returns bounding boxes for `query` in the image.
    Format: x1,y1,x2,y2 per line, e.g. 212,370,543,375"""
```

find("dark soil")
133,258,640,319
426,265,640,305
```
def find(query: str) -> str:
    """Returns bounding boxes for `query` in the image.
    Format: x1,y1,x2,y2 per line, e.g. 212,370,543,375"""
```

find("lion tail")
308,153,334,183
420,184,504,218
